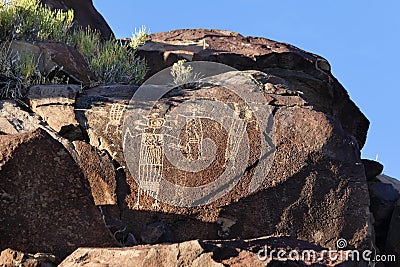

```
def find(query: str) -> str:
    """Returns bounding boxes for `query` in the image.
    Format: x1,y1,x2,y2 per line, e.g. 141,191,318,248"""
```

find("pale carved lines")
135,114,165,209
105,103,128,133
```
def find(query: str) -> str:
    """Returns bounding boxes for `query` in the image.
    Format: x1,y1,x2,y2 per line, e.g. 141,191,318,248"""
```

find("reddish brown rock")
0,248,57,267
59,236,368,267
0,129,118,259
10,40,93,86
137,29,369,149
75,69,371,250
26,84,83,140
36,42,94,86
40,0,113,40
73,141,117,206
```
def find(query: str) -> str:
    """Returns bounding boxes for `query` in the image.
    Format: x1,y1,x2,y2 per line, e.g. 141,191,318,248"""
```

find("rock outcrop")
138,29,369,149
72,29,372,250
59,236,367,267
40,0,113,40
365,173,400,265
2,26,394,265
386,198,400,267
72,141,117,205
0,128,118,259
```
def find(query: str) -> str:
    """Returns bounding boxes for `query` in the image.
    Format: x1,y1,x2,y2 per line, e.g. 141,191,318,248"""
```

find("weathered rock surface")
75,84,137,159
138,29,369,149
40,0,113,40
368,180,399,251
0,128,118,259
377,174,400,194
0,100,80,161
386,199,400,267
59,236,367,267
26,84,82,140
75,69,371,250
0,100,43,134
73,141,117,205
10,40,93,86
0,248,57,267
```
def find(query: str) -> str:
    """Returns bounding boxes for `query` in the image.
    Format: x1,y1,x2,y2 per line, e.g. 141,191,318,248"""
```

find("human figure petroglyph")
180,117,203,160
135,113,165,209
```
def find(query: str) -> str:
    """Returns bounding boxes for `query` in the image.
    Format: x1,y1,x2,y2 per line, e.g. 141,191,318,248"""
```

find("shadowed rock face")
0,128,118,259
40,0,113,40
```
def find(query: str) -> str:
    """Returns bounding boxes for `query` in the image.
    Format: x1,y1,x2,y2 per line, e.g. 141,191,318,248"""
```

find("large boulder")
368,181,399,251
0,128,118,259
0,100,80,160
377,174,400,194
76,67,372,250
72,141,117,206
40,0,113,40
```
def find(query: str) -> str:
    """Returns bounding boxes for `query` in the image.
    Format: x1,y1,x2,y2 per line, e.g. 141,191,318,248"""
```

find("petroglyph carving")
105,103,127,132
135,113,165,209
180,117,203,160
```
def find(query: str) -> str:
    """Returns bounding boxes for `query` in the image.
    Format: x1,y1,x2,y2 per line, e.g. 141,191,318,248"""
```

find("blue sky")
94,0,399,179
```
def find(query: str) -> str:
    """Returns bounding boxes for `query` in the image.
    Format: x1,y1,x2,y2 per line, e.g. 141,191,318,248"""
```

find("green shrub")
90,39,147,85
0,0,73,42
68,27,101,60
0,42,28,99
68,27,148,86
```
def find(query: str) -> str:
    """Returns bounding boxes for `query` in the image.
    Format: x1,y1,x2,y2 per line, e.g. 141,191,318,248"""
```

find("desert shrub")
129,26,148,50
90,38,147,85
68,26,148,86
68,27,102,60
0,0,73,42
0,0,148,100
0,42,68,99
170,60,203,88
0,43,22,99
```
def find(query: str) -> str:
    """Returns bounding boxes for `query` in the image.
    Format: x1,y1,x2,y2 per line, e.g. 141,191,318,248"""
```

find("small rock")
141,222,169,244
362,159,384,180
